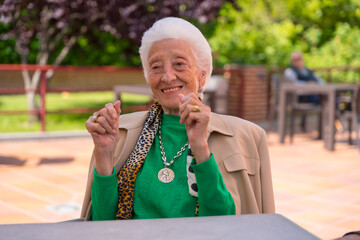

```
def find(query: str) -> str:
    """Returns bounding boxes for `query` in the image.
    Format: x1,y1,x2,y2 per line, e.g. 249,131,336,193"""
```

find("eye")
174,60,187,70
150,62,162,73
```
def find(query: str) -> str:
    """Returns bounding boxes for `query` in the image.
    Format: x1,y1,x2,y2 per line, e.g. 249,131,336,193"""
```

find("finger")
184,112,200,128
179,98,203,124
96,114,115,134
179,102,192,124
105,103,118,119
86,116,106,134
179,93,202,113
179,93,198,105
91,124,107,135
114,100,121,116
104,102,121,129
178,93,185,104
185,106,205,122
179,94,201,114
184,107,210,134
97,108,117,133
184,103,210,125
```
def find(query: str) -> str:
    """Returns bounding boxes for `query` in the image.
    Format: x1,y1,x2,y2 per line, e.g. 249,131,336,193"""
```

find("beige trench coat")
81,111,275,220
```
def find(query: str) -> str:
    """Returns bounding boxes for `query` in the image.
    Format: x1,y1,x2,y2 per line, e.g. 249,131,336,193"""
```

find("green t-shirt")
91,113,235,220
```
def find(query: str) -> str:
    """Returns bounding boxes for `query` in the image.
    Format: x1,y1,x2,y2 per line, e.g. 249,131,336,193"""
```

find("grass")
0,92,152,133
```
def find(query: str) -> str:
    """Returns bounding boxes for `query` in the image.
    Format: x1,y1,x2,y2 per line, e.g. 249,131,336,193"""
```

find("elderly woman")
81,17,274,221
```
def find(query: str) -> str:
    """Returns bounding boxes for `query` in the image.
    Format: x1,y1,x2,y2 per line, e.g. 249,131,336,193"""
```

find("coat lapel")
113,111,148,172
207,112,234,138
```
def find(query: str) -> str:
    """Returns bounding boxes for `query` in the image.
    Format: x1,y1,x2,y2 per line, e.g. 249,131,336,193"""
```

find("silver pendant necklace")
157,123,189,183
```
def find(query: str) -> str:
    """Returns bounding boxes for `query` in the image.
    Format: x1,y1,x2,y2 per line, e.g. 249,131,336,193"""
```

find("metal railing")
0,64,147,131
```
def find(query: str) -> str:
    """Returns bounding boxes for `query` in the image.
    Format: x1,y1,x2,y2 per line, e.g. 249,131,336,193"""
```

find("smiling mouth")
162,86,182,93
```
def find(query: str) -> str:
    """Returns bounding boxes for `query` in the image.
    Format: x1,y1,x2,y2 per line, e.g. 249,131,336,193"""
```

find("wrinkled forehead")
148,38,196,63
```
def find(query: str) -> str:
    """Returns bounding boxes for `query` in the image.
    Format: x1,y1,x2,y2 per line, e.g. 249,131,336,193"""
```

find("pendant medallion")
158,168,175,183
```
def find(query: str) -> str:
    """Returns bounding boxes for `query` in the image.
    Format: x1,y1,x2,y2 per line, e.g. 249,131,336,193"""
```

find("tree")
209,0,360,75
0,0,231,123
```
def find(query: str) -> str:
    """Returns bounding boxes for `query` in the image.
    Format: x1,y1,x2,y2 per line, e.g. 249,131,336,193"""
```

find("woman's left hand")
179,93,211,164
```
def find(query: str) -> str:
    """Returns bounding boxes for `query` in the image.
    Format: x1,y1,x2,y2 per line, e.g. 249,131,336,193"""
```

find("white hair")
139,17,213,88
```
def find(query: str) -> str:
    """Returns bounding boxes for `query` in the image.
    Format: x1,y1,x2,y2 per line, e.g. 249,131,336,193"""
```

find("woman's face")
147,38,205,115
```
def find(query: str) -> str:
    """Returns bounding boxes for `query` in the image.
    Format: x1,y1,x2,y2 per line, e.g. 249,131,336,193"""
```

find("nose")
161,64,176,83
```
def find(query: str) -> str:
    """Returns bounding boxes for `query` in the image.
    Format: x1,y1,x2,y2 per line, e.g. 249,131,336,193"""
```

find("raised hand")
178,93,211,164
85,100,121,175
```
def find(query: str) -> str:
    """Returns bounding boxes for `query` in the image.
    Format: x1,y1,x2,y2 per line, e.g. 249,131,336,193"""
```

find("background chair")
267,74,322,143
338,84,360,150
267,74,286,132
203,75,229,114
288,92,322,143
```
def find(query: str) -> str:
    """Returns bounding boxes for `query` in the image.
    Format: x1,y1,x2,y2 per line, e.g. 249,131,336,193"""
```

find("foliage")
305,23,360,83
62,30,141,67
0,24,18,63
307,23,360,67
0,0,231,66
1,0,360,81
209,0,360,74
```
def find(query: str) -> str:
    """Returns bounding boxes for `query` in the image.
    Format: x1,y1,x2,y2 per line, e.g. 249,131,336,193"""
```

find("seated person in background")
284,51,324,104
80,17,275,221
284,51,324,131
284,51,324,85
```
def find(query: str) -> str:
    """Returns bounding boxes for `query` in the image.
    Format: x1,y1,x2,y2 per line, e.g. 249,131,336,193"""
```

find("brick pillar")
225,64,268,121
224,64,244,118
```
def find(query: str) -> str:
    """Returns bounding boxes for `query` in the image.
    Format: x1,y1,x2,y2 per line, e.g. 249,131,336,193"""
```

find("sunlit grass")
0,92,152,133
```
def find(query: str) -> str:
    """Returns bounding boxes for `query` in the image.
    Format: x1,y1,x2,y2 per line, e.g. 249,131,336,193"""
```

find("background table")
0,214,319,240
278,83,357,150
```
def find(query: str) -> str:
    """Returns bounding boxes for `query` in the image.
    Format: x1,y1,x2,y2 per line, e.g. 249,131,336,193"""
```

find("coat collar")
118,111,148,130
118,111,234,137
208,112,234,137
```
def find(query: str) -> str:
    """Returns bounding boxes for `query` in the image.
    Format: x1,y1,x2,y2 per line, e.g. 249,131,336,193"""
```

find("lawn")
0,92,152,133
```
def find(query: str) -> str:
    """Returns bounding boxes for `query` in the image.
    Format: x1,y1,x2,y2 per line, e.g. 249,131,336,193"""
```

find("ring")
92,113,101,123
191,105,201,112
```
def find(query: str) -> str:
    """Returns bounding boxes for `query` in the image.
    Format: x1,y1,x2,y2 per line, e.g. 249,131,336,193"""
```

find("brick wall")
225,65,268,122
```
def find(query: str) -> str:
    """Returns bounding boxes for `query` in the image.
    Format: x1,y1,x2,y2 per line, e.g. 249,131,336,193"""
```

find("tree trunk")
25,90,39,123
22,68,42,124
18,24,87,126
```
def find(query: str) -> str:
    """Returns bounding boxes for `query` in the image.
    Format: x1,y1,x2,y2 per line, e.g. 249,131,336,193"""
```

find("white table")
0,214,319,240
278,83,357,150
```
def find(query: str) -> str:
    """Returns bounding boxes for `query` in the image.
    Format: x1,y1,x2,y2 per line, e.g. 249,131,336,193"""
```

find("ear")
198,71,206,88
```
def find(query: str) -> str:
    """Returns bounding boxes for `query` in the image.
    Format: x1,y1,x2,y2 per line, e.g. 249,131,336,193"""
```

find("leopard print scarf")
116,102,162,220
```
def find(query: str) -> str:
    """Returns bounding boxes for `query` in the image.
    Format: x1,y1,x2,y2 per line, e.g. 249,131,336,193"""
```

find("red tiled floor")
0,131,359,239
267,130,360,240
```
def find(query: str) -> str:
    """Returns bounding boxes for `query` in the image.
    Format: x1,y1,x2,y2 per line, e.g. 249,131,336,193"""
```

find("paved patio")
0,128,359,239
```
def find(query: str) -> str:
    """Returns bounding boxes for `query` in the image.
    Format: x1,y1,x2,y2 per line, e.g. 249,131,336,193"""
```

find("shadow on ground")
0,156,74,166
0,156,27,166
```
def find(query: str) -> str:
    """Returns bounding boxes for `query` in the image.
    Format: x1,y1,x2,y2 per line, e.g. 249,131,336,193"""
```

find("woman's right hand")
86,100,121,176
